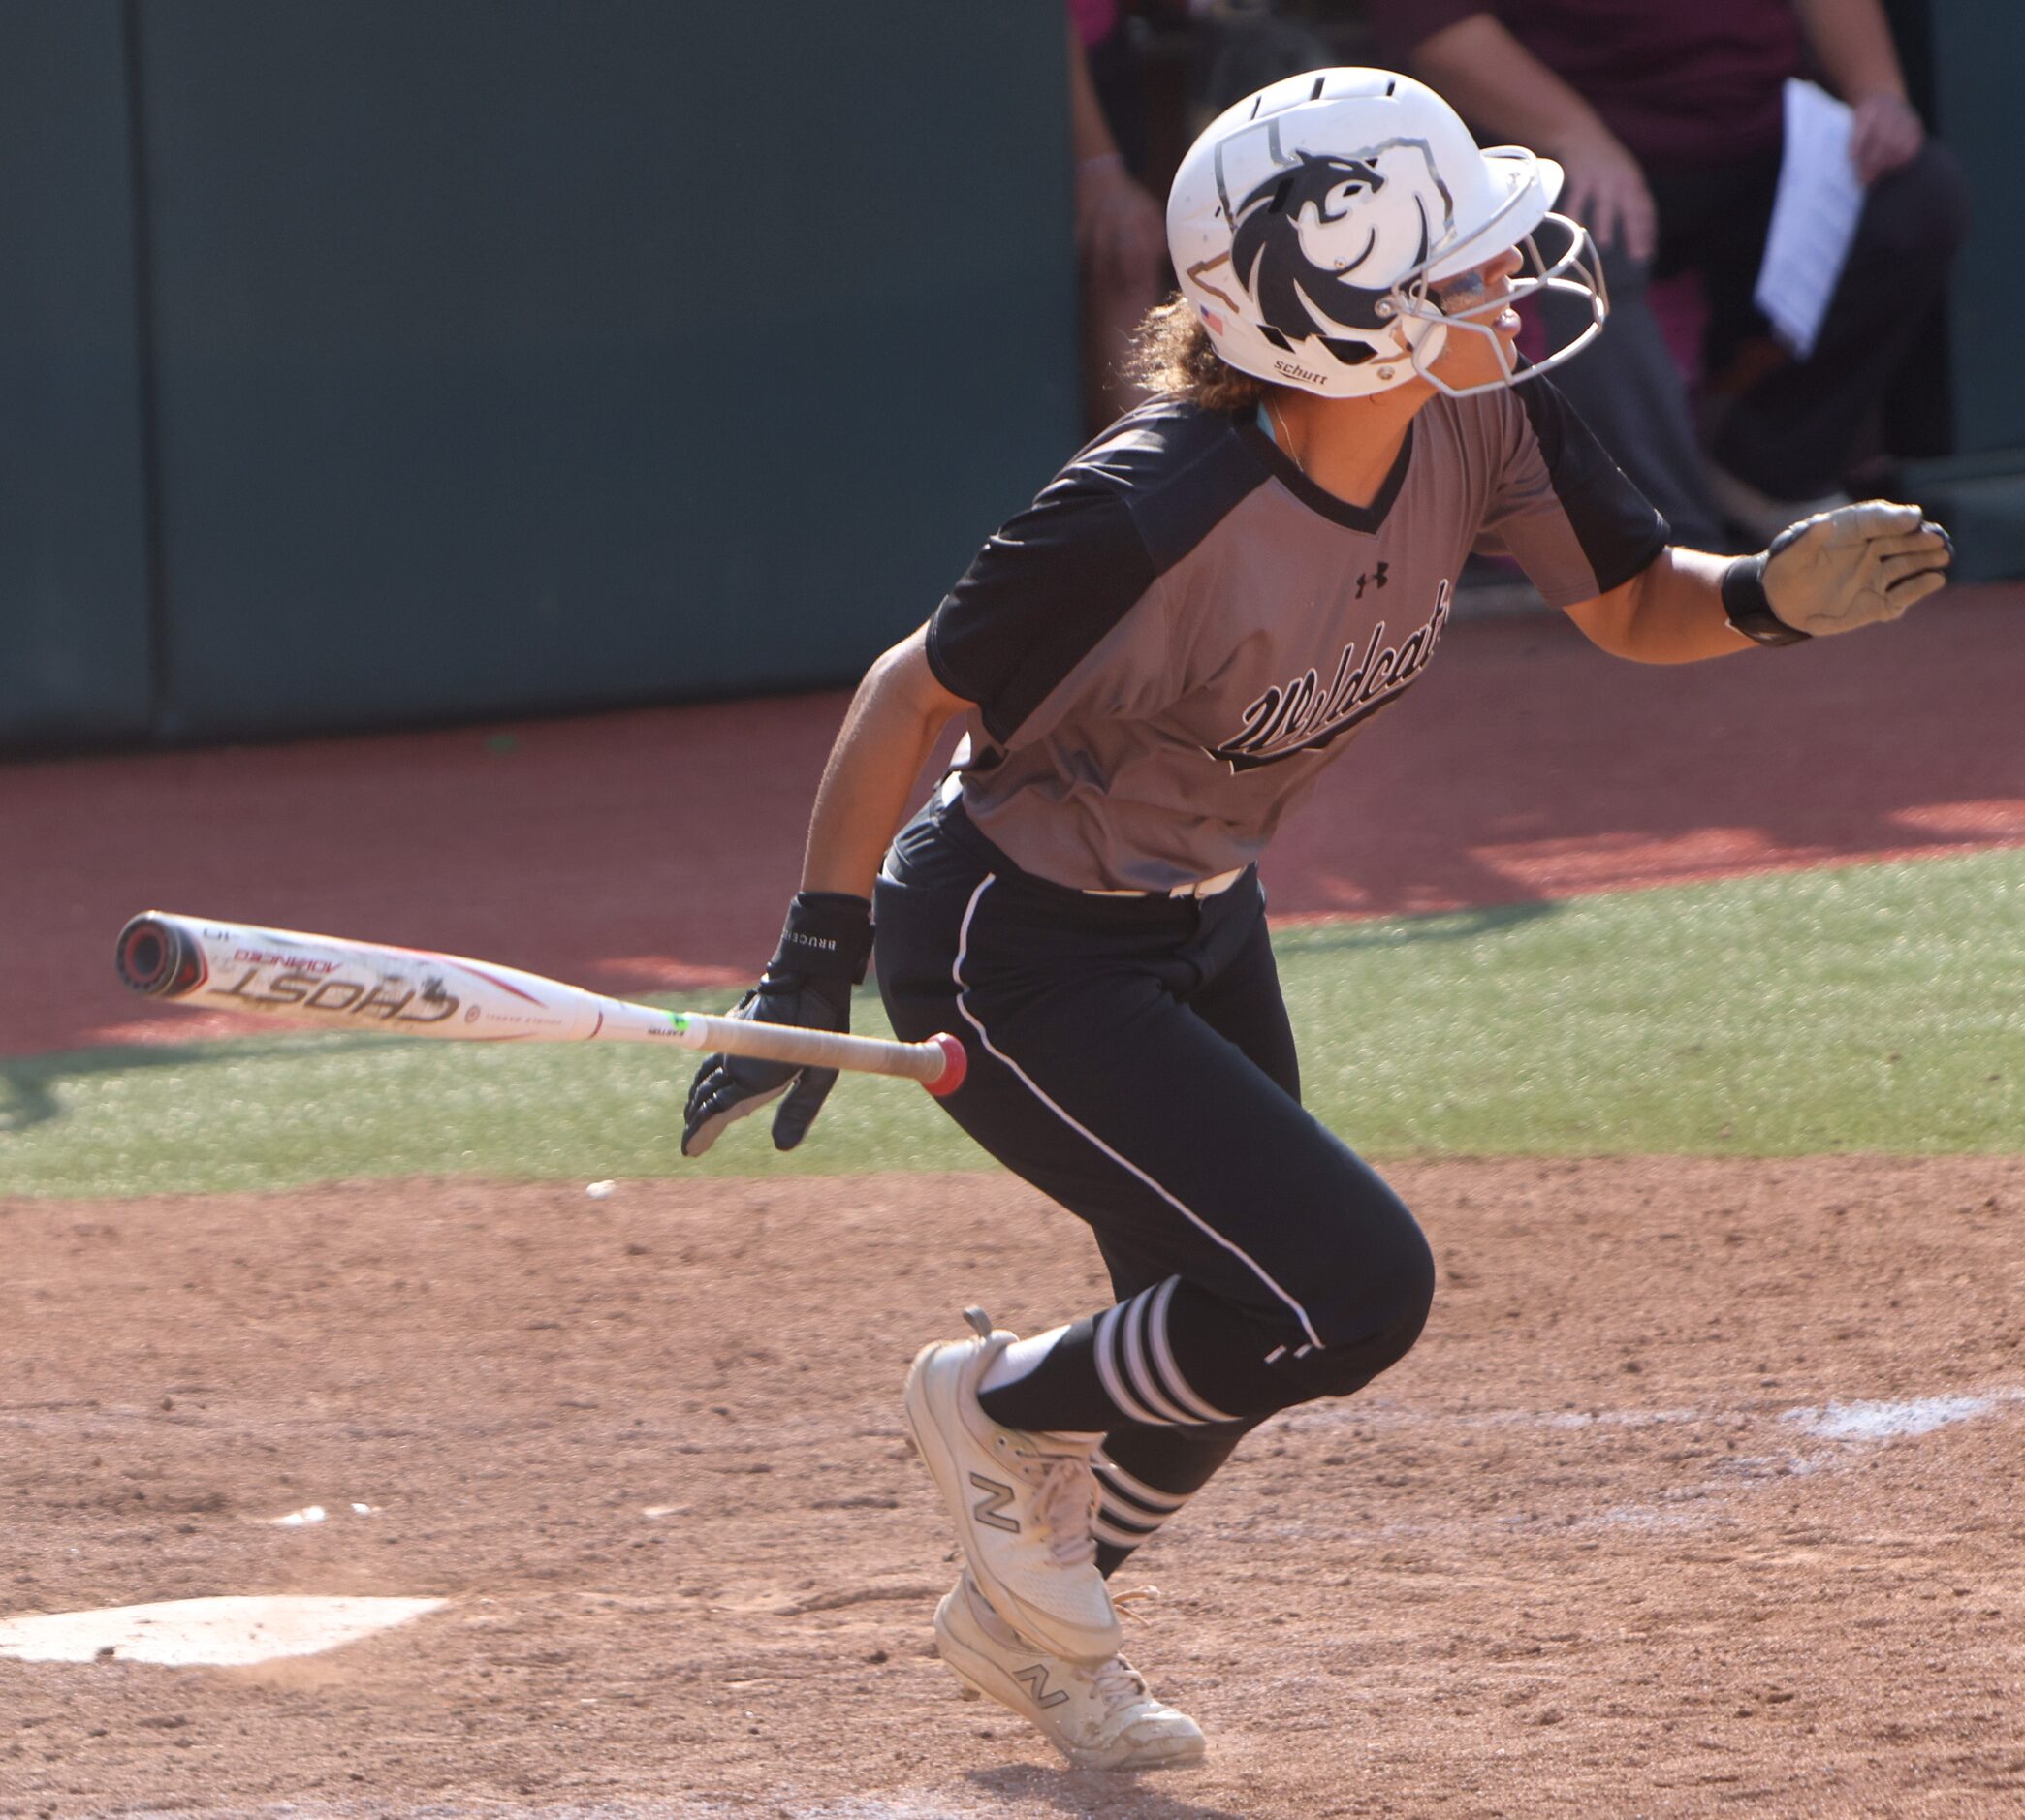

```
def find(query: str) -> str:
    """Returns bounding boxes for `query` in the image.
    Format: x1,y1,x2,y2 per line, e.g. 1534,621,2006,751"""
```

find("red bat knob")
922,1031,968,1098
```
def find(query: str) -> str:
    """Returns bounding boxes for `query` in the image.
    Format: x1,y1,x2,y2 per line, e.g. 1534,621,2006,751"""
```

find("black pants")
1539,140,1970,544
874,799,1434,1508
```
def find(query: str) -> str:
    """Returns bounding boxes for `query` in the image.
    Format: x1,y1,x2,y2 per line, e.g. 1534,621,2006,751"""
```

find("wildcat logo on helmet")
1218,138,1455,369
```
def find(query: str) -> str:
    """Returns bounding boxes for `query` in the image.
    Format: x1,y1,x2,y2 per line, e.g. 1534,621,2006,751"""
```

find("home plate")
0,1595,447,1667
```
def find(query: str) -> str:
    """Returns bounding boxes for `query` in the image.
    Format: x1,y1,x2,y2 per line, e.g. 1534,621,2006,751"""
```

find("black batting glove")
680,893,872,1158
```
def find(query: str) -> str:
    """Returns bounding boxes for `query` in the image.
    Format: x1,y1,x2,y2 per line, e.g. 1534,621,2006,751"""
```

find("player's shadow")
966,1763,1250,1818
0,1045,200,1138
1274,896,1560,952
0,1035,385,1138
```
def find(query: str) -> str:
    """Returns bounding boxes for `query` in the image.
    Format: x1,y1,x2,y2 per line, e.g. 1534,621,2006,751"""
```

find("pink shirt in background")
1070,0,1120,49
1365,0,1806,167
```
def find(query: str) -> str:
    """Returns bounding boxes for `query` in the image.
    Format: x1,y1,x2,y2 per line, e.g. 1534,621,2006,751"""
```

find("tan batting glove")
1747,502,1954,640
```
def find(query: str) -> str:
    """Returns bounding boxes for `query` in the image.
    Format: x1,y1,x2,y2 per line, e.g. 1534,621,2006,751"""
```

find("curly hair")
1123,297,1276,414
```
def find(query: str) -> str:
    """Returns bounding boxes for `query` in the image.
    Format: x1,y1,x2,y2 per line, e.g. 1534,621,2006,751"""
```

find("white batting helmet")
1167,68,1607,398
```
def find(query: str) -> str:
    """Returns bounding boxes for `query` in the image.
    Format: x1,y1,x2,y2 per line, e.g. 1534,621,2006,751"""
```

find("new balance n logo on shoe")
1015,1661,1071,1710
968,1471,1020,1534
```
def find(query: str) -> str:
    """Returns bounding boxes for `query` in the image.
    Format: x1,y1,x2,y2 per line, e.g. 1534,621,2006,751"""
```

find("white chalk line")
1270,1383,2025,1539
1279,1383,2023,1450
1782,1388,2023,1440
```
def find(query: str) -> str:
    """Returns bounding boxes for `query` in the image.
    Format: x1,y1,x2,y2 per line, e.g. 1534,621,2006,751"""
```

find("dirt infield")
6,585,2022,1057
6,1155,2021,1818
6,590,2022,1815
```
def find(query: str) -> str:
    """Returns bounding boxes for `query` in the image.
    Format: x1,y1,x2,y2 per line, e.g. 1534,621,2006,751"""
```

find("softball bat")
113,911,966,1095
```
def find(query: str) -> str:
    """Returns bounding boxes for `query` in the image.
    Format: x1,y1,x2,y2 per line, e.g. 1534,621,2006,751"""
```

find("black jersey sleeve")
926,472,1158,747
1473,379,1670,608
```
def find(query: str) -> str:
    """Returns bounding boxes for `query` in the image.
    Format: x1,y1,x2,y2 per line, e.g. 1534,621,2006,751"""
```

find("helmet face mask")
1400,216,1610,398
1168,69,1609,400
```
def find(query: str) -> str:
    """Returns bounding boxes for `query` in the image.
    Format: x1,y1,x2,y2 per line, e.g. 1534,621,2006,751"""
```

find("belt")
1084,866,1248,900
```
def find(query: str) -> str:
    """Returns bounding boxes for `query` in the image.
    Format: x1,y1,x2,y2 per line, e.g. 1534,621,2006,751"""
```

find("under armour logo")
1015,1662,1071,1710
969,1471,1020,1534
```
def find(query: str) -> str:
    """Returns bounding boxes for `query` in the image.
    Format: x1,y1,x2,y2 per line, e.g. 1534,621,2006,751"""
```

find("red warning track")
4,586,2020,1057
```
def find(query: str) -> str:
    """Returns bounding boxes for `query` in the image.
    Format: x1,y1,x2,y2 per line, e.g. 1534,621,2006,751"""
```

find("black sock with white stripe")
975,1275,1298,1435
1092,1420,1257,1577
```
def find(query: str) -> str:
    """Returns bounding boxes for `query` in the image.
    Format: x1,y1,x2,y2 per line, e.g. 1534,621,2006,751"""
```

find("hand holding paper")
1848,92,1924,186
1754,79,1866,361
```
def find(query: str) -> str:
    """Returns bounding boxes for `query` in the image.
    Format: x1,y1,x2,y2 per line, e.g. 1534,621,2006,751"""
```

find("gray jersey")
926,383,1666,892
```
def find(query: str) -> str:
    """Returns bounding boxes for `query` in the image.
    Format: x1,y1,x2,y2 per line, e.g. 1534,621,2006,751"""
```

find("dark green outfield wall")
1932,2,2025,457
0,3,1075,746
0,3,154,744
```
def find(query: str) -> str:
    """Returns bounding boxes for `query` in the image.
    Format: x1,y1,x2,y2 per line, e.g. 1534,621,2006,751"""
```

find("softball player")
683,69,1952,1771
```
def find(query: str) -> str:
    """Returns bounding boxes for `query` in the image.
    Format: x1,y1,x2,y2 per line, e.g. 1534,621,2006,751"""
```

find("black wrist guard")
1722,530,1811,647
768,892,873,985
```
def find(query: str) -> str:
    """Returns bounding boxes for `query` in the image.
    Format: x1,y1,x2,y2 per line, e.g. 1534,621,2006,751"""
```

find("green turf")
5,849,2020,1199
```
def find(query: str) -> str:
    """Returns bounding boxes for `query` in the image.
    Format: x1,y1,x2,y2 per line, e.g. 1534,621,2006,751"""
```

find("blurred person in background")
1070,0,1351,429
1070,2,1169,427
1189,0,1340,119
1367,0,1969,548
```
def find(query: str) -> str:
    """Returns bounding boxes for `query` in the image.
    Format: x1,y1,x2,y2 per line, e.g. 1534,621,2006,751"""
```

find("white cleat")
903,1309,1121,1665
934,1573,1207,1773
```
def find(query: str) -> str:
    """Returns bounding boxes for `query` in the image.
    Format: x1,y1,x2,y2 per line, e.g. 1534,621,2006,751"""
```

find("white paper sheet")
1754,78,1866,360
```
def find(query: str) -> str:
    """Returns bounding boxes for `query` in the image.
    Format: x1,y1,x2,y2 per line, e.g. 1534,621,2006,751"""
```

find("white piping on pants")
951,874,1324,1351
